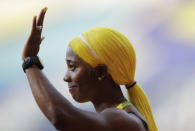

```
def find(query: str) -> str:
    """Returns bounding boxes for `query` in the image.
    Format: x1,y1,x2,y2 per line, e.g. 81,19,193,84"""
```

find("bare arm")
21,7,78,128
25,66,75,125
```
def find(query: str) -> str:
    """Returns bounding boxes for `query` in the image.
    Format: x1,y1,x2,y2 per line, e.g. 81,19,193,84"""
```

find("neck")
90,82,127,113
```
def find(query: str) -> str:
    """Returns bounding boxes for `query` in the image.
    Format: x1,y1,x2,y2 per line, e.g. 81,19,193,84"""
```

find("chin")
72,96,89,103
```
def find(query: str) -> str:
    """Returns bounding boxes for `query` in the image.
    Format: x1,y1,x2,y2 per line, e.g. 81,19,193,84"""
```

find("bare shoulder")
100,108,146,131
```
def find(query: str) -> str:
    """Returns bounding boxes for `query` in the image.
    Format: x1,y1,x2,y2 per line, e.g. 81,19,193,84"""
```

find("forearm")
25,66,75,125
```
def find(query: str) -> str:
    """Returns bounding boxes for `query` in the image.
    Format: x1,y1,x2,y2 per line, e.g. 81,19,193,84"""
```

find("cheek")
72,68,95,98
73,68,92,86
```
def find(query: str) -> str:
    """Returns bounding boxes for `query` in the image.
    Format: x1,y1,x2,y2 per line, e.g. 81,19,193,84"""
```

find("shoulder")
100,108,146,131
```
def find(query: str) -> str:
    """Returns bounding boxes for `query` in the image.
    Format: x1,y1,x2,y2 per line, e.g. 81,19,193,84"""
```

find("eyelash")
69,65,76,71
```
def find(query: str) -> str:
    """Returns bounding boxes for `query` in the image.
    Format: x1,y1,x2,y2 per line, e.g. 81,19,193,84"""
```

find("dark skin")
22,7,147,131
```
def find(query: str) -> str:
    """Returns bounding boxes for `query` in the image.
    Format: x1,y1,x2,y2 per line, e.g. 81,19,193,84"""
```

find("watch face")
25,57,31,65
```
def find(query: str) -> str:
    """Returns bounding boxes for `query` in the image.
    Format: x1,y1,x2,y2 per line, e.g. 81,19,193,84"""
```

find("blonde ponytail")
127,84,158,131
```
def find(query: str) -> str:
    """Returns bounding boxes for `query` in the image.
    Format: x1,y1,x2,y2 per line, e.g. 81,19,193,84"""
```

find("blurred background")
0,0,195,130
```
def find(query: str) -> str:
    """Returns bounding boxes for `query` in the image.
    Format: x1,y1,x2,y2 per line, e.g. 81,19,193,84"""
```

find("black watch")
22,56,44,73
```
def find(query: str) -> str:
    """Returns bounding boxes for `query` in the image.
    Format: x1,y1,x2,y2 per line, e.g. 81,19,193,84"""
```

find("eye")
69,64,76,71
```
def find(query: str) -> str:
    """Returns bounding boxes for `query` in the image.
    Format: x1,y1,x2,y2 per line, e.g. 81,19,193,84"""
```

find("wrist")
22,56,44,73
25,65,40,72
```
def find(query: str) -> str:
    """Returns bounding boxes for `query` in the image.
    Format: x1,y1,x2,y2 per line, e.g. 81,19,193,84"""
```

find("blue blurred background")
0,0,195,130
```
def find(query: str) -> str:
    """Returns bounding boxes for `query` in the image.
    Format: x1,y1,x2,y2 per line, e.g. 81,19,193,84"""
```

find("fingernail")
44,7,48,12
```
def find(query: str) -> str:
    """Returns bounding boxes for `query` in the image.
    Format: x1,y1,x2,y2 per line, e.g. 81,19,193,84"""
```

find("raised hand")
22,7,47,60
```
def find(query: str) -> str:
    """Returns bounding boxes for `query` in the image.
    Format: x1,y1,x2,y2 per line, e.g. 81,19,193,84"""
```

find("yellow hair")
69,27,158,131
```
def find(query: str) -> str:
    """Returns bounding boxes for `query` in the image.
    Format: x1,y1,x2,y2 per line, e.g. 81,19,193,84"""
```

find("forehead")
66,46,81,63
66,46,94,70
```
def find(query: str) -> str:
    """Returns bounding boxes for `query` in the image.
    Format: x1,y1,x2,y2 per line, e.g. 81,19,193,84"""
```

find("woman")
22,7,158,131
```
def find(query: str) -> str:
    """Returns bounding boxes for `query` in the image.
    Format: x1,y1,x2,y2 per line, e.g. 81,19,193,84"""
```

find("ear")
94,64,108,79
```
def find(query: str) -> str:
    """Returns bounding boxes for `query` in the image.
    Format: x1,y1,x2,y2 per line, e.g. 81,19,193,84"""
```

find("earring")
98,77,102,80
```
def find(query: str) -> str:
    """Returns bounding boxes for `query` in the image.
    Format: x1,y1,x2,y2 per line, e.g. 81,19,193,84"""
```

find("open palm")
22,7,47,60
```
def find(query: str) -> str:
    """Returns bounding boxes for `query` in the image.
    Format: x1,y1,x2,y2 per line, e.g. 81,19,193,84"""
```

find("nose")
63,71,71,82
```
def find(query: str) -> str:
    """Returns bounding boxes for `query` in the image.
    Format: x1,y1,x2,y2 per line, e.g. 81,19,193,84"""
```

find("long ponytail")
127,84,158,131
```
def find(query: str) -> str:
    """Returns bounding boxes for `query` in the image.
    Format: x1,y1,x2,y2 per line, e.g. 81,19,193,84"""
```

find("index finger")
37,7,47,26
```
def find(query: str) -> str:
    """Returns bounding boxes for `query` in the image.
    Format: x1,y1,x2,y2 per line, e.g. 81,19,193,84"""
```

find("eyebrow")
66,59,72,63
66,59,78,64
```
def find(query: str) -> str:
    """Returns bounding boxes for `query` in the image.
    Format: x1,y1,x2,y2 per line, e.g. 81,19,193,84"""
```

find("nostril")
63,75,71,82
63,76,66,81
63,76,67,82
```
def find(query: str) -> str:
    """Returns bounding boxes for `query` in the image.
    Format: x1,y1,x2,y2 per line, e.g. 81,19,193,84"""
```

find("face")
64,46,98,103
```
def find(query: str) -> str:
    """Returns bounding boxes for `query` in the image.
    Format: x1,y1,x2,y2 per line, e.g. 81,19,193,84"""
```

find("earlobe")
95,64,108,79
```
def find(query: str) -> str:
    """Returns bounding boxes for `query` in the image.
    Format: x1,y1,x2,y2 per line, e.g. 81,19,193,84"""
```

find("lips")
68,86,77,93
68,85,78,89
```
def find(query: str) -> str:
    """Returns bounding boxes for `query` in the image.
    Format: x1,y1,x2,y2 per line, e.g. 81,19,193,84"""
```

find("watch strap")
22,56,43,73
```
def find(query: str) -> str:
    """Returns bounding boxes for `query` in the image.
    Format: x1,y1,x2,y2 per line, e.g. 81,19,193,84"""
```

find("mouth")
68,86,78,93
68,86,78,89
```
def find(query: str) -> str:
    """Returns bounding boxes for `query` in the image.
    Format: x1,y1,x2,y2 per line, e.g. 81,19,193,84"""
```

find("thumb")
39,37,45,44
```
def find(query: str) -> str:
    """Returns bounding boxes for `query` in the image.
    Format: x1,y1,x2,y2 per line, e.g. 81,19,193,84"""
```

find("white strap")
78,35,98,59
